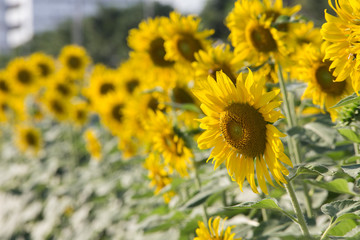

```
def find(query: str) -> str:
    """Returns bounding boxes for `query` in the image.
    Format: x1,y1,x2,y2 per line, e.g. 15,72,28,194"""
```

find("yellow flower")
321,0,360,92
58,45,91,80
144,152,175,203
117,59,144,96
192,70,292,194
0,70,13,97
226,0,295,66
7,57,40,95
42,93,70,121
15,125,42,155
161,12,214,63
47,72,77,99
194,216,241,240
84,129,102,161
29,52,56,82
145,110,193,177
128,16,175,68
97,92,128,137
298,44,353,121
71,101,89,127
193,44,239,86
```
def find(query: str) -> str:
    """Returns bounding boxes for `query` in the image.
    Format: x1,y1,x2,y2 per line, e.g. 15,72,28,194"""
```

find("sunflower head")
59,45,91,80
15,125,42,155
194,216,241,240
161,12,214,63
71,101,89,127
0,70,12,96
84,129,102,161
7,57,40,95
29,52,56,80
192,70,292,194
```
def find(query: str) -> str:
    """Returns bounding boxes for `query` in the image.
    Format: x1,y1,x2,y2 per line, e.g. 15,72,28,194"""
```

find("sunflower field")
1,0,360,239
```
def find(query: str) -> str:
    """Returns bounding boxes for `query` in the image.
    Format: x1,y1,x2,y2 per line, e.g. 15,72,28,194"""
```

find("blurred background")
0,0,331,68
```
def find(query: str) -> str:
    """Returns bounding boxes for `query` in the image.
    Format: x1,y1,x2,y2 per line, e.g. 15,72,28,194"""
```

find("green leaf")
331,93,360,108
321,200,360,219
304,122,337,146
344,156,360,164
289,163,332,181
328,217,359,236
341,164,360,179
306,179,355,195
231,199,282,211
337,128,360,143
286,126,305,137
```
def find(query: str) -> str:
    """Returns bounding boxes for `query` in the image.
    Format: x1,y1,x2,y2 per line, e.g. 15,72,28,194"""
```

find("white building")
0,0,33,53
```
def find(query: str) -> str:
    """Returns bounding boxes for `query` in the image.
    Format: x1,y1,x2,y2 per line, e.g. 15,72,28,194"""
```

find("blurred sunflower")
192,70,292,194
0,70,12,97
48,73,77,100
97,92,129,137
59,45,91,80
15,125,42,155
29,52,56,82
194,216,241,240
161,12,214,63
144,152,175,203
71,101,89,127
128,16,175,69
42,93,70,121
298,44,353,121
86,68,119,110
7,57,40,95
145,110,193,177
193,44,239,85
84,128,102,161
226,0,294,66
117,59,144,97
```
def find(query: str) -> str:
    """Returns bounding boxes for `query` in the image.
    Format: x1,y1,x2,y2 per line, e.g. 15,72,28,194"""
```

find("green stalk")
320,218,335,240
194,161,209,222
277,64,314,218
284,176,311,238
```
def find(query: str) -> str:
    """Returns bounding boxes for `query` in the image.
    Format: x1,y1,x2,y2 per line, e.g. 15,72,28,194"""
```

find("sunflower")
29,52,56,82
144,152,175,203
84,129,102,161
58,45,91,80
192,70,292,194
193,44,239,86
71,101,89,127
7,57,40,95
42,93,70,121
97,92,129,137
128,16,175,68
161,12,214,64
47,72,77,100
226,1,290,66
117,59,144,97
321,0,360,93
194,216,241,240
85,68,120,111
0,70,12,97
298,44,353,121
145,110,193,177
15,125,42,155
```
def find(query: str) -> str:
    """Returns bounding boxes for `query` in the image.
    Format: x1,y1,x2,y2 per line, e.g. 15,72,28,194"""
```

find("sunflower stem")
284,176,311,238
194,160,209,222
277,64,314,218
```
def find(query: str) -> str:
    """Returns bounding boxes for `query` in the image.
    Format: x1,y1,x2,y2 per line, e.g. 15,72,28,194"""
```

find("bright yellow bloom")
84,129,102,161
193,44,239,86
7,57,40,95
144,152,175,203
42,93,70,122
15,125,42,155
47,72,77,99
0,70,12,97
194,216,241,240
29,52,56,82
192,70,292,194
145,110,193,177
71,101,89,127
161,12,214,63
321,0,360,92
298,44,353,121
58,45,91,80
